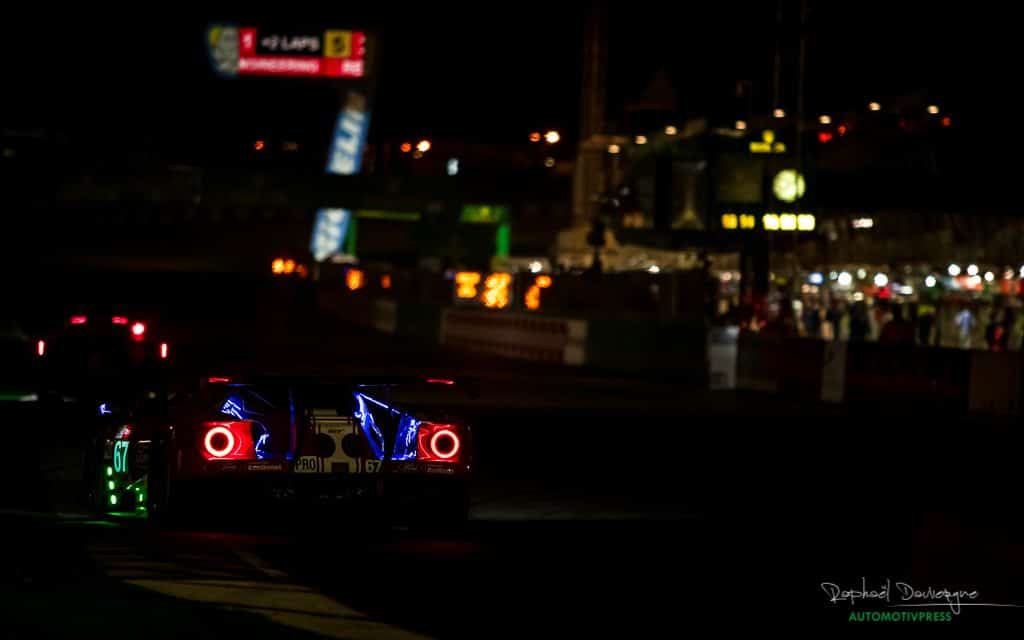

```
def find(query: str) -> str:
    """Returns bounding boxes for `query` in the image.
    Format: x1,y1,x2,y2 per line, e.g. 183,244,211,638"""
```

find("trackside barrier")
733,336,1024,415
843,343,971,413
440,309,587,365
736,335,824,398
820,341,847,403
318,291,397,334
315,288,1024,415
708,326,739,390
395,302,441,344
320,291,712,372
968,352,1023,416
584,316,708,383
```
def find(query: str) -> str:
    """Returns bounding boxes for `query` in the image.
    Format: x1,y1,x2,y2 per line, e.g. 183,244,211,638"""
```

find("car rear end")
158,378,471,523
34,313,173,402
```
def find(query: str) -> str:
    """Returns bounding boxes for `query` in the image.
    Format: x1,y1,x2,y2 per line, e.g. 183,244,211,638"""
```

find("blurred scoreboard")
208,26,367,79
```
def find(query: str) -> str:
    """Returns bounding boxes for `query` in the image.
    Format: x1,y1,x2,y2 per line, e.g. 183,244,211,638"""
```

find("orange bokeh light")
455,272,481,299
346,269,365,291
482,273,512,309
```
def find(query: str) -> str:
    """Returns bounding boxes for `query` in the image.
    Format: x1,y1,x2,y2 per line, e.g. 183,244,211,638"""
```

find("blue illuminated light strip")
358,392,399,413
354,393,385,460
221,398,245,421
255,433,271,460
392,414,420,461
220,395,272,459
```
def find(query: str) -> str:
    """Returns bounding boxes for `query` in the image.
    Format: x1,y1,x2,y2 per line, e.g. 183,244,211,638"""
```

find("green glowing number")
365,460,381,474
113,441,130,473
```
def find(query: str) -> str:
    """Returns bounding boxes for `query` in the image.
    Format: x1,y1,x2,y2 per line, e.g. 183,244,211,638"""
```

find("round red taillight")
429,429,461,460
204,426,235,458
131,322,146,337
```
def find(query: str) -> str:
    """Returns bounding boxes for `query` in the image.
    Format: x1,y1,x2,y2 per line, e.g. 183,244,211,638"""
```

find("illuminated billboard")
208,26,367,79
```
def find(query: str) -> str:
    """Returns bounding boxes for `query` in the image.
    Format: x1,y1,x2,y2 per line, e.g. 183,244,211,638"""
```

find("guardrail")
316,274,708,382
723,332,1024,416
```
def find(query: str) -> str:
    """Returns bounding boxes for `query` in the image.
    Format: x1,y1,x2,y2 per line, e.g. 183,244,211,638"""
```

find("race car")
85,376,471,524
32,310,173,403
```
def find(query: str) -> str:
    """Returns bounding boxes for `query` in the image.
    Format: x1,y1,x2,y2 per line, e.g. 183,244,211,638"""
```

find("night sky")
0,3,1014,159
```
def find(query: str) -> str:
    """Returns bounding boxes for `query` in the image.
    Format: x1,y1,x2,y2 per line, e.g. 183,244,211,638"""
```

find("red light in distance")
131,322,146,337
208,377,231,384
36,340,45,357
426,378,455,385
159,343,168,359
70,316,88,325
818,131,833,144
111,316,128,325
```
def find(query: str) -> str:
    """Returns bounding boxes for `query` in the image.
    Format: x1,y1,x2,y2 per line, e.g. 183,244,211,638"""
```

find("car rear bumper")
171,471,468,512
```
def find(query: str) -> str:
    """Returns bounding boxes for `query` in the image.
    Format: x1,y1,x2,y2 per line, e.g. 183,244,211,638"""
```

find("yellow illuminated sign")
722,213,757,230
324,30,353,58
750,130,787,154
455,272,481,299
725,212,814,231
724,212,814,231
482,273,512,309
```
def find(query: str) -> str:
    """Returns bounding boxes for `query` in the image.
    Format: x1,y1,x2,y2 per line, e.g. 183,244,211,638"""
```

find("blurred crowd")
721,296,1024,351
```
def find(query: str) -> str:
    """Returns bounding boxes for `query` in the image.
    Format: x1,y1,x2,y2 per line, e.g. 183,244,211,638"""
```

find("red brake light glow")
159,342,168,359
36,340,45,357
70,315,88,325
111,316,128,325
417,422,462,463
426,378,455,385
430,430,461,459
204,426,235,457
131,322,146,337
201,421,255,460
208,377,231,384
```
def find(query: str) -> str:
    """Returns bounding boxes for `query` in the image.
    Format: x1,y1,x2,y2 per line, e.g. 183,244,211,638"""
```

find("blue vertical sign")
311,91,370,261
310,209,351,262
